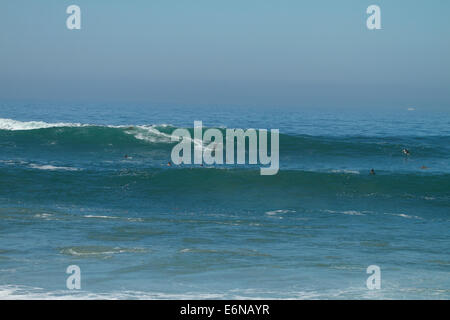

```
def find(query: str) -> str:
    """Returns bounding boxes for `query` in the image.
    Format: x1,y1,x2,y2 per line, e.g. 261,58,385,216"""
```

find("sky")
0,0,449,109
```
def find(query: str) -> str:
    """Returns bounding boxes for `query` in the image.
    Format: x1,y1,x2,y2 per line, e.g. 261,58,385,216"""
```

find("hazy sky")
1,0,449,109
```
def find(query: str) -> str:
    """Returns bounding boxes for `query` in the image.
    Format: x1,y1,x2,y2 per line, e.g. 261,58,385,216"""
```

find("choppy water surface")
0,103,449,299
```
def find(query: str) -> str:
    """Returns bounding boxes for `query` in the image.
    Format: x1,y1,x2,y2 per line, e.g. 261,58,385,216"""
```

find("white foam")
0,285,229,300
265,209,296,216
33,213,57,220
0,118,196,148
342,210,365,216
324,209,365,216
83,215,118,219
83,215,143,222
386,213,422,220
0,284,396,300
126,125,212,150
29,164,81,171
59,246,147,257
0,118,83,131
331,169,360,175
125,125,174,144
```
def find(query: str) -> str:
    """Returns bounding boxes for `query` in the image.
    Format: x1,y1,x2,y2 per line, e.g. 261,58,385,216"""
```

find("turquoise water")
0,103,449,299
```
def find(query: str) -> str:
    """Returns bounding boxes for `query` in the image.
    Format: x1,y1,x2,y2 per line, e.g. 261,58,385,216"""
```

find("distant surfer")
420,165,428,170
167,161,172,167
124,154,128,159
402,148,410,156
370,169,376,175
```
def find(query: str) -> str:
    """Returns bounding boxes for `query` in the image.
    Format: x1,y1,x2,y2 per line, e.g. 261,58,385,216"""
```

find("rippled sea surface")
0,103,449,299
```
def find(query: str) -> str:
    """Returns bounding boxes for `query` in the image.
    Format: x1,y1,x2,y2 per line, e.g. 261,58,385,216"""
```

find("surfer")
370,169,376,175
420,165,428,170
167,161,172,167
402,148,410,156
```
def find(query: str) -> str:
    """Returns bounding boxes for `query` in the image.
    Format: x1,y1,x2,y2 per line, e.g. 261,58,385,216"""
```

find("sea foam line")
29,164,81,171
0,118,83,131
0,118,177,145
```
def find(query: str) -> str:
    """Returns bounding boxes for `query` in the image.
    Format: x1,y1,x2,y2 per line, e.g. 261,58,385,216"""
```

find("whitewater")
0,104,449,299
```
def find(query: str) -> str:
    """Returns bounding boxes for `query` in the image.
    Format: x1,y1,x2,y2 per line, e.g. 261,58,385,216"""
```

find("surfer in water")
370,169,376,175
402,148,410,156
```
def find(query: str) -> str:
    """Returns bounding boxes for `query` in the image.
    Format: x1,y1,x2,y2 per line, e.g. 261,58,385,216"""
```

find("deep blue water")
0,102,449,299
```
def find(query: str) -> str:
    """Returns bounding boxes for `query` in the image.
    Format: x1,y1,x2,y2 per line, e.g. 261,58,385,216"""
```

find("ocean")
0,102,449,299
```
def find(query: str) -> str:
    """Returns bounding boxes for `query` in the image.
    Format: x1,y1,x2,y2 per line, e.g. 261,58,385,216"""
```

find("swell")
1,166,449,201
1,118,449,159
